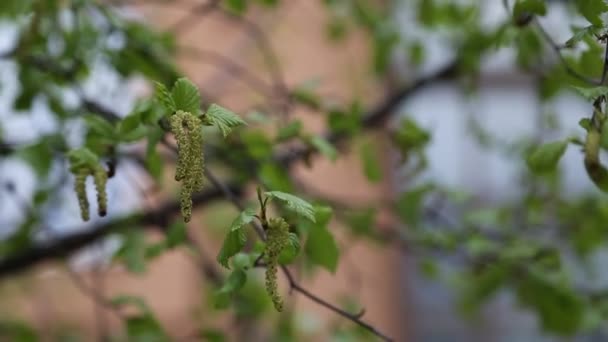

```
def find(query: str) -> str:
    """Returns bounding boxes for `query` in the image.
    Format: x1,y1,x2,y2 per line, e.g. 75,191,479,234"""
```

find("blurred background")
1,0,607,341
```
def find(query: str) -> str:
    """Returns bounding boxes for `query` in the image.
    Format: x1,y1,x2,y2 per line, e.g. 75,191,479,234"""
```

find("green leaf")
146,128,164,181
217,229,247,269
308,135,338,161
526,141,569,174
83,114,117,139
204,104,247,137
305,217,339,273
516,272,584,335
291,84,322,110
116,230,147,274
154,81,176,112
17,141,54,177
265,191,316,222
359,140,382,182
119,113,142,137
67,147,100,171
229,208,257,232
218,269,247,294
0,320,37,342
172,78,201,114
572,86,608,101
513,0,547,18
111,295,150,313
276,120,302,141
575,0,608,26
396,184,434,227
125,315,169,342
166,221,187,248
226,0,247,14
392,118,431,152
565,25,600,48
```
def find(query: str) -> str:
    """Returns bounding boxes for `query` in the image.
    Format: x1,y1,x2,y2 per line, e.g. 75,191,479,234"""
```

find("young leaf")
172,78,201,114
276,120,302,141
226,0,247,14
308,135,338,161
513,0,547,18
154,82,176,112
572,86,608,101
218,269,247,294
166,220,187,248
217,229,247,269
359,140,382,182
83,114,117,139
526,141,569,174
205,104,247,137
125,316,169,342
230,208,257,232
575,0,608,26
291,85,322,110
306,222,339,273
264,191,316,222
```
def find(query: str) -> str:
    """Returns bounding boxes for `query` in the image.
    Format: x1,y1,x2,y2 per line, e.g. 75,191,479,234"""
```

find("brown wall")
0,1,407,341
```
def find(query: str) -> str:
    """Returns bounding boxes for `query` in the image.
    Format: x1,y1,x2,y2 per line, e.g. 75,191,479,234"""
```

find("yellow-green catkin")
169,110,204,222
75,169,89,221
264,217,290,311
93,166,108,216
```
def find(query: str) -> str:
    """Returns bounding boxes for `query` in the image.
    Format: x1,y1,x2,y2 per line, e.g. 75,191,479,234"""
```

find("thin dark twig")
187,163,394,340
169,0,222,34
533,19,600,86
179,46,276,98
216,9,290,109
66,267,124,320
280,265,393,342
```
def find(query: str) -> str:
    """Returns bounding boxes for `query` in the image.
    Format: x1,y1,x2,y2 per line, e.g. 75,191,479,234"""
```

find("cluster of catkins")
73,165,108,221
264,217,290,311
170,110,205,222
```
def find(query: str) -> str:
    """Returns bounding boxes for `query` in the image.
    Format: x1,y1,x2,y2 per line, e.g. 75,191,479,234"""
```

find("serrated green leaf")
230,208,256,232
526,140,569,174
572,86,608,101
565,25,600,48
155,81,176,112
265,191,316,222
205,104,247,137
172,78,201,114
308,135,338,161
217,228,247,269
575,0,608,26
